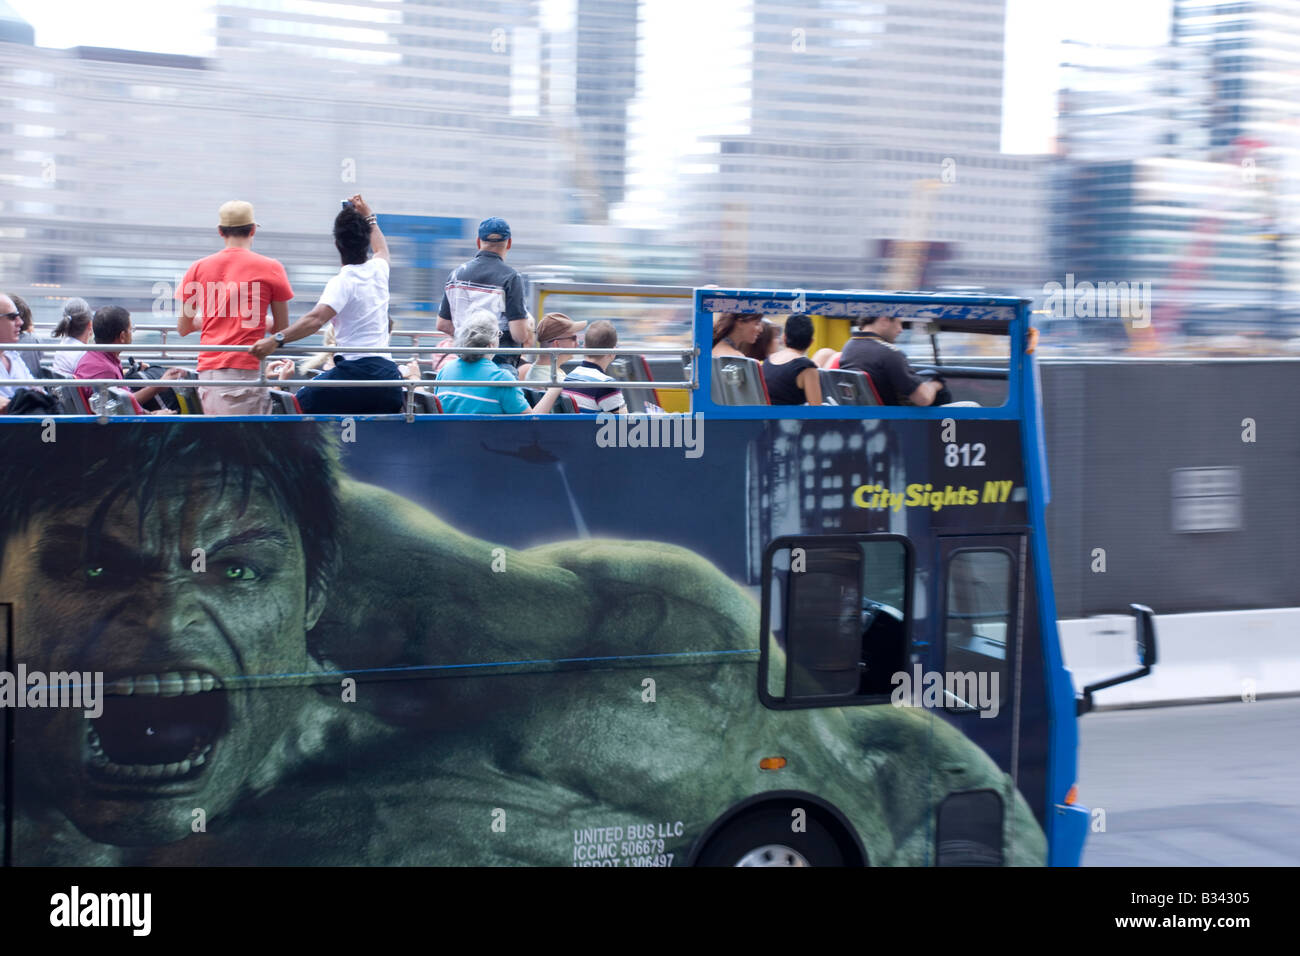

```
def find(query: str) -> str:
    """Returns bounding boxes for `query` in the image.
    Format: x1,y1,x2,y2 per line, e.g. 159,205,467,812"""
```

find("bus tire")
694,807,849,867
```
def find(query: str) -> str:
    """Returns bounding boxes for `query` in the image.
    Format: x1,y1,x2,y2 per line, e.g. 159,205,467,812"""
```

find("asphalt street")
1078,696,1300,866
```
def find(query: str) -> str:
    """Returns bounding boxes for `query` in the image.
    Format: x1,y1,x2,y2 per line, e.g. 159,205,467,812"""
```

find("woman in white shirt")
250,195,402,414
50,299,94,377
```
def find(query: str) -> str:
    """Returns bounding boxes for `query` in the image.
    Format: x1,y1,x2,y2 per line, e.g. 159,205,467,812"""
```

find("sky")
7,0,1175,154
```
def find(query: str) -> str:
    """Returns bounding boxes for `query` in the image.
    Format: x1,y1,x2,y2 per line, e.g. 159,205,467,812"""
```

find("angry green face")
4,469,323,846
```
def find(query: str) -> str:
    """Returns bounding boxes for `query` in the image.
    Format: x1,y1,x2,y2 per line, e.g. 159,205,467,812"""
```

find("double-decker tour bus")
0,287,1154,866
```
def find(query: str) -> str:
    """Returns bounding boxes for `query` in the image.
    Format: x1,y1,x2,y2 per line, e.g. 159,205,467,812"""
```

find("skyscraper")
572,0,637,210
1049,0,1300,342
1174,0,1300,153
673,0,1046,295
0,1,577,324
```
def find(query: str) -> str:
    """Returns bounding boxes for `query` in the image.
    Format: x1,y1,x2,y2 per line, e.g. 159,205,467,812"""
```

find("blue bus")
0,287,1153,866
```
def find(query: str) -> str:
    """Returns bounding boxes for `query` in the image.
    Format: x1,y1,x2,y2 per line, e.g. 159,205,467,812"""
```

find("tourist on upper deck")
741,319,781,362
838,314,950,406
562,320,627,415
520,313,587,384
0,294,36,412
7,294,44,376
711,312,763,359
434,312,560,415
176,200,293,415
761,315,824,406
436,217,533,371
250,195,403,415
74,307,183,415
50,299,94,377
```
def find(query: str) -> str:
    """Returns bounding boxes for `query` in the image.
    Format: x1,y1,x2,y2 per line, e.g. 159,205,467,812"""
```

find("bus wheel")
695,808,848,867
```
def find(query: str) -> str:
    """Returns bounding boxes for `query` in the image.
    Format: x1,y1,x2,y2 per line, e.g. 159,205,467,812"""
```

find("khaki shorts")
198,368,271,416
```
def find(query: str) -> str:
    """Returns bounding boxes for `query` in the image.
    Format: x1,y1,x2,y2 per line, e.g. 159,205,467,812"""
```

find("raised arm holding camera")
250,195,403,414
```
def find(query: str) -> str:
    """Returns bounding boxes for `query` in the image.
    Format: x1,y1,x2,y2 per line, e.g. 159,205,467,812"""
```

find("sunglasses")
0,312,20,321
736,316,762,324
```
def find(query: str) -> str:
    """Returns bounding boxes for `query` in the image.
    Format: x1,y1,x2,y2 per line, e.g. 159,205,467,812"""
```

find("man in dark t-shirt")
437,217,533,369
838,315,947,406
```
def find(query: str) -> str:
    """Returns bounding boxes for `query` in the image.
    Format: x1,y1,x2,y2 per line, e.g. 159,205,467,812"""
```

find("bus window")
703,297,1012,409
944,549,1013,712
760,535,910,707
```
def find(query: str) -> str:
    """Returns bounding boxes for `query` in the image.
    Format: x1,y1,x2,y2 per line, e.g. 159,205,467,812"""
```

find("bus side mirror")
1134,603,1158,668
1076,604,1158,716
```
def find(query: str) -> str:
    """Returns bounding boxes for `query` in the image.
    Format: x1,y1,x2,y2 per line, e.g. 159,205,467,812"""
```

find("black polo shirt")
438,250,528,367
838,331,924,405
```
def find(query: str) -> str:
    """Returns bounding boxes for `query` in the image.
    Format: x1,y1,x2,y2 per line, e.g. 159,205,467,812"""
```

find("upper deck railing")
0,339,697,421
6,285,1038,420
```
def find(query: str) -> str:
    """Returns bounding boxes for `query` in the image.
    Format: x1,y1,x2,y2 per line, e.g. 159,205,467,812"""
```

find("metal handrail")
3,342,698,392
5,342,693,356
7,374,692,386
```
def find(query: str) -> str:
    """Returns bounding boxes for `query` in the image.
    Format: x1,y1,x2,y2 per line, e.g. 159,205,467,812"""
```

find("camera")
340,199,353,210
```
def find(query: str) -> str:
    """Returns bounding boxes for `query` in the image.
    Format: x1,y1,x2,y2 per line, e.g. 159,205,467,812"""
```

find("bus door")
935,534,1026,831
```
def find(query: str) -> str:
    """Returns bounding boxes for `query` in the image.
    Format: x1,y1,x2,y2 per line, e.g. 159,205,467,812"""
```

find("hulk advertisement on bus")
1,419,1046,866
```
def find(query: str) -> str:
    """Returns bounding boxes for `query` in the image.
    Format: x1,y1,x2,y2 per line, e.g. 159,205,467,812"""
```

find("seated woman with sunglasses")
519,312,587,383
711,312,763,358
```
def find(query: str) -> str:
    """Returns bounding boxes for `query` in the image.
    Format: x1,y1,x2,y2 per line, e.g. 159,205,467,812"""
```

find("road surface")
1078,696,1300,866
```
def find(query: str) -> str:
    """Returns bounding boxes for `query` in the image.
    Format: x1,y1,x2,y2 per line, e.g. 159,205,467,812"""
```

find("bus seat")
522,386,579,413
86,386,139,417
819,369,880,406
41,371,82,415
69,382,92,415
269,389,303,415
862,371,883,405
645,354,689,413
711,355,769,406
605,353,654,414
173,369,204,415
412,391,442,414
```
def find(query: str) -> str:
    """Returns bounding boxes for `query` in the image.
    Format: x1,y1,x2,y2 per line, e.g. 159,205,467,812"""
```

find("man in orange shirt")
176,201,293,415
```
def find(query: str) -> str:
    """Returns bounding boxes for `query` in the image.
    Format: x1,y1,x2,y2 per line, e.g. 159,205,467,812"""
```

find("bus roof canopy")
700,289,1029,336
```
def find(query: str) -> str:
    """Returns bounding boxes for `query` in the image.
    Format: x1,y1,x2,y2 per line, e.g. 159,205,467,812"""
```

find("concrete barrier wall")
1060,607,1300,708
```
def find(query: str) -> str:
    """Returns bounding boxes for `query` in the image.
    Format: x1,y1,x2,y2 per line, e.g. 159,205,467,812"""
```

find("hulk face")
1,469,325,846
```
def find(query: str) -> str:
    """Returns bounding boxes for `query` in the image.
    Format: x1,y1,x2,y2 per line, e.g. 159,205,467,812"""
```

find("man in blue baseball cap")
436,216,533,370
